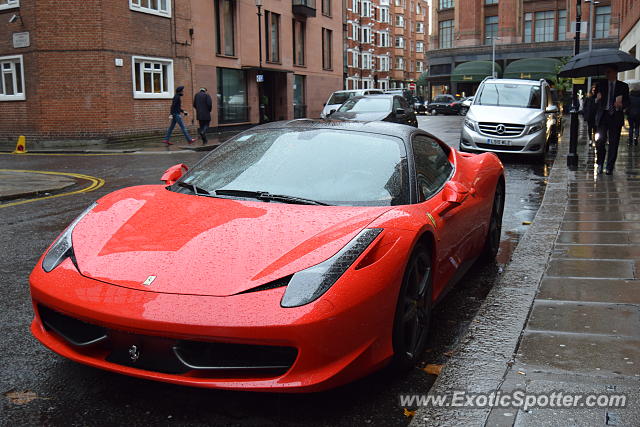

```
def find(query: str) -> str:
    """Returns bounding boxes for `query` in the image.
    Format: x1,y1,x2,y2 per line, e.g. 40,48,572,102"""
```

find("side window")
412,135,453,201
399,97,410,110
393,97,402,111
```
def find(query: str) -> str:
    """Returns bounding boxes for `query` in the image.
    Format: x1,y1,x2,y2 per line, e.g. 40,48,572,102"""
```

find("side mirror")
329,109,337,115
323,102,327,107
396,108,406,115
161,163,188,185
545,105,559,114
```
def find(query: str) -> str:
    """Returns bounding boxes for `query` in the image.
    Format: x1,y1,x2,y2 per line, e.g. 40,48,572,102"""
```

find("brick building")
345,0,428,91
620,0,640,81
0,0,343,145
425,0,621,100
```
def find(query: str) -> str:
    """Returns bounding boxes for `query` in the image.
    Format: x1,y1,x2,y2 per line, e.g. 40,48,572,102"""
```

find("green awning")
451,61,502,82
503,58,562,81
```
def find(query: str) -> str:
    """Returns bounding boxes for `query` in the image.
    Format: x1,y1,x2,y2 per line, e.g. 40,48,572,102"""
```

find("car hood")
71,186,392,296
468,105,543,124
328,111,390,121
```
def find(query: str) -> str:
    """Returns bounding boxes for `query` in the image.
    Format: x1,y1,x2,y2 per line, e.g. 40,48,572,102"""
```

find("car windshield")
338,97,391,113
476,83,542,108
328,92,356,105
434,95,451,103
177,129,410,206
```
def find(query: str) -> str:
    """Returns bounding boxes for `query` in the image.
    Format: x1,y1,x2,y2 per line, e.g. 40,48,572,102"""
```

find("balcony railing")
292,0,316,17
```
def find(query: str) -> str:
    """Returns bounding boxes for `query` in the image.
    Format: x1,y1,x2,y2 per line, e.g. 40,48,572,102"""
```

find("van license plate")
487,138,512,146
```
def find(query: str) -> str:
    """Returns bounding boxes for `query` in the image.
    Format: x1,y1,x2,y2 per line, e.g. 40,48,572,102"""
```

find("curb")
409,134,570,426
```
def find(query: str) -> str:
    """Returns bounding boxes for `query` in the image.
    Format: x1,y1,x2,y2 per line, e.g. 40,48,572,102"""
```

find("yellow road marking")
0,152,138,157
0,169,105,208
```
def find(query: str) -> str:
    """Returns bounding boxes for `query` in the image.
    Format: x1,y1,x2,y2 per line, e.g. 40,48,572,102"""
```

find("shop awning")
451,61,501,83
503,58,562,81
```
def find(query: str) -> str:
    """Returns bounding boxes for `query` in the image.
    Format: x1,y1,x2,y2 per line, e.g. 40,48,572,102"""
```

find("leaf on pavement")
4,390,40,405
403,408,416,417
423,364,443,375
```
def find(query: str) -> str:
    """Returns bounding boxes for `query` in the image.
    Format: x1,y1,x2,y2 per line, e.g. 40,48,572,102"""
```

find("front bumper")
29,235,409,392
460,125,546,155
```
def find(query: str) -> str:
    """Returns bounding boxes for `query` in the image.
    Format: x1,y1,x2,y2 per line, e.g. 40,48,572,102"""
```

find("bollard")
12,135,27,154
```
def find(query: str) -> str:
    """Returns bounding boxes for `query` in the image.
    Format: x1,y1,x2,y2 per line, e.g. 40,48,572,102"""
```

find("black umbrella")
558,48,640,78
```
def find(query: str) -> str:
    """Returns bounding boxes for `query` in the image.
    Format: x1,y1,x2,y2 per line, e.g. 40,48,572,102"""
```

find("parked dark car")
427,94,464,115
412,96,427,115
328,95,418,127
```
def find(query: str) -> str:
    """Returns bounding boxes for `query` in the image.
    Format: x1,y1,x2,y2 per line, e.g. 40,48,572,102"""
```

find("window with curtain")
132,56,173,99
215,0,236,56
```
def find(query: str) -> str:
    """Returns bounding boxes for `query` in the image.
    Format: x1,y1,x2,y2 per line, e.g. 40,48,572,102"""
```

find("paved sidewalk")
412,125,640,426
0,171,76,201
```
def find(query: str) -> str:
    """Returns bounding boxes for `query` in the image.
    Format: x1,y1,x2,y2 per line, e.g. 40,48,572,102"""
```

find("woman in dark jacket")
627,89,640,145
582,84,597,144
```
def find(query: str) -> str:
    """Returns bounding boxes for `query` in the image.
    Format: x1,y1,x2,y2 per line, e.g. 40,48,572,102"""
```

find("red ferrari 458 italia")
30,120,504,392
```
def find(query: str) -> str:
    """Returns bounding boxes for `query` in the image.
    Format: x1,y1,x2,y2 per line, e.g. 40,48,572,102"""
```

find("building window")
379,31,390,47
439,20,454,49
379,55,390,71
485,0,497,4
129,0,171,17
322,28,333,70
361,26,372,44
350,50,359,68
416,41,424,52
395,56,405,70
395,36,405,49
132,56,173,99
396,15,404,28
265,11,281,63
534,11,555,42
322,0,331,16
351,0,359,13
439,0,453,9
379,6,390,23
293,74,306,118
557,10,566,41
416,22,424,33
293,20,305,66
595,6,611,39
0,0,19,10
217,68,248,123
417,61,424,73
416,3,422,14
215,0,236,56
485,16,498,44
379,0,389,5
350,23,360,40
361,0,371,17
524,12,532,42
0,55,25,101
362,52,372,70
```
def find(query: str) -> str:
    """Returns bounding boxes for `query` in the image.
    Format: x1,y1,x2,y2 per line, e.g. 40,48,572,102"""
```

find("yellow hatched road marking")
0,169,105,209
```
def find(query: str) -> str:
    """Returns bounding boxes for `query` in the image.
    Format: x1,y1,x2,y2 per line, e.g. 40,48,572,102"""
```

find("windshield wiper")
175,181,212,196
214,189,331,206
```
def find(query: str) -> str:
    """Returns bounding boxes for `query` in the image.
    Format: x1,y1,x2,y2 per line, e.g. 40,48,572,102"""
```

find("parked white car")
321,89,384,118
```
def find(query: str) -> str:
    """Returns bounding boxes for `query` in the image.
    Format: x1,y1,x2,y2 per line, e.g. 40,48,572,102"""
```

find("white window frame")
395,36,405,49
378,55,390,71
361,0,371,17
0,0,19,11
396,15,405,28
379,31,390,47
417,61,424,73
351,22,360,40
361,26,371,44
352,0,359,13
0,54,25,101
379,6,390,23
131,56,174,99
416,22,424,33
362,52,372,70
416,41,424,52
379,0,390,5
129,0,171,18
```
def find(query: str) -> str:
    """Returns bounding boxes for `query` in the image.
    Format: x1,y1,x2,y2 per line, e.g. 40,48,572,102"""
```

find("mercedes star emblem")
496,124,506,135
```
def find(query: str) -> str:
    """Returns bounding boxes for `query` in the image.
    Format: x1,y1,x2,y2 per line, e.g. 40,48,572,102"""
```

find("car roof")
483,78,542,86
246,119,421,140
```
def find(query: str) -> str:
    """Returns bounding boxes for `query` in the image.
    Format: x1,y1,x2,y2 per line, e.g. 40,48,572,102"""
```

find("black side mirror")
329,109,337,115
396,108,406,115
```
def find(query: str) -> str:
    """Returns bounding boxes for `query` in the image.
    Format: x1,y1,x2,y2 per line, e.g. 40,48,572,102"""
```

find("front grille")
478,122,525,137
476,143,524,152
37,304,297,376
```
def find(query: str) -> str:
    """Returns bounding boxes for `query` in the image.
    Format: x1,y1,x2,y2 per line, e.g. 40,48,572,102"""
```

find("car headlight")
42,203,97,272
528,120,545,134
280,228,383,308
464,118,477,131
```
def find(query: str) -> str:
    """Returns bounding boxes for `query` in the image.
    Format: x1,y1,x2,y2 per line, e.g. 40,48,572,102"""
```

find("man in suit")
193,88,213,145
595,65,630,175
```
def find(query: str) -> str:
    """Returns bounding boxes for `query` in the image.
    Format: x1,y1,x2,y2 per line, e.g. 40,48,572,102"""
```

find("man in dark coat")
627,89,640,145
163,86,195,146
595,65,630,175
193,88,213,144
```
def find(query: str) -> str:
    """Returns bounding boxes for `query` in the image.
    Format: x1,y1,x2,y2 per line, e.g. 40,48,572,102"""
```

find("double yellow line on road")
0,169,105,209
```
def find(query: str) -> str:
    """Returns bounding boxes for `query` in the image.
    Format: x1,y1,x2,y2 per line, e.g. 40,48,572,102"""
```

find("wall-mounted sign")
115,58,124,67
256,74,264,83
12,32,30,49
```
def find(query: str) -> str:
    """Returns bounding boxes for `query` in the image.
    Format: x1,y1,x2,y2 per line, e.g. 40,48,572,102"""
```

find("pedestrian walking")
582,84,598,144
627,88,640,145
595,65,630,175
193,88,212,144
163,86,195,146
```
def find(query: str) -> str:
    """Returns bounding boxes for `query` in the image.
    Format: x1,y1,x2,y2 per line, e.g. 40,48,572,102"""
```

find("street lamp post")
256,0,263,69
567,0,582,168
486,36,500,78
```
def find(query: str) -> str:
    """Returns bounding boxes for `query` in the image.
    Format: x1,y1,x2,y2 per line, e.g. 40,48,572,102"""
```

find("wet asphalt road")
0,116,555,426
